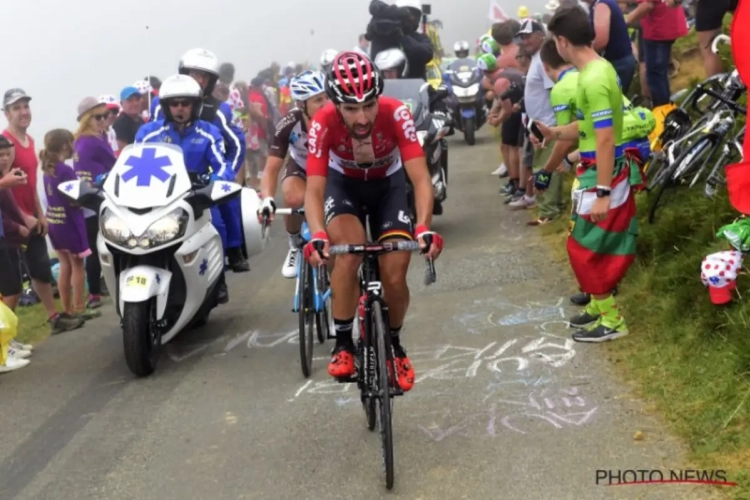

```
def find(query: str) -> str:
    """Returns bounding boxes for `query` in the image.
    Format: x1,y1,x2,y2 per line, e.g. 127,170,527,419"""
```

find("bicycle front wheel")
298,258,314,378
372,301,395,490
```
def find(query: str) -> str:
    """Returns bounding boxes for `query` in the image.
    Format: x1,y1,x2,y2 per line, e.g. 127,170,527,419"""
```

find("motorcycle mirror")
58,179,104,211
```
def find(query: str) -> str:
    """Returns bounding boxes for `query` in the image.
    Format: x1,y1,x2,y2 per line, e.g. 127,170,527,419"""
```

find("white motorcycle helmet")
320,49,338,71
395,0,422,12
159,74,203,122
453,40,470,59
178,48,220,95
374,48,409,79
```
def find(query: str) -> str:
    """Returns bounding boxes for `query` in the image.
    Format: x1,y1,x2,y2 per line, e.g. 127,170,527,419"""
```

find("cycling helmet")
320,49,338,70
98,94,119,110
454,40,470,58
661,108,693,142
159,74,203,123
476,53,498,72
290,70,326,101
178,48,220,95
325,51,383,104
482,39,500,56
373,48,409,79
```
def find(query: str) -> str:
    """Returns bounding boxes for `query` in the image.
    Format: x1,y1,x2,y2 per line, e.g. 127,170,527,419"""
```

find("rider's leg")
280,163,306,278
219,198,249,272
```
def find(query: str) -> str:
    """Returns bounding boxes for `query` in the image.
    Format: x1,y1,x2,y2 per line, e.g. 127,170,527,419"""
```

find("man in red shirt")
2,88,84,333
245,77,271,189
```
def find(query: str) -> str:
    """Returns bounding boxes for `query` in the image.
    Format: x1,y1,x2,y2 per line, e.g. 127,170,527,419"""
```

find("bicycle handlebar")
273,207,305,216
701,87,747,115
711,34,730,55
327,240,437,286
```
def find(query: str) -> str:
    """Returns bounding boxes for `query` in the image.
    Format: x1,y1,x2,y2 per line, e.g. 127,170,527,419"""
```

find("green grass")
542,19,750,498
13,303,55,345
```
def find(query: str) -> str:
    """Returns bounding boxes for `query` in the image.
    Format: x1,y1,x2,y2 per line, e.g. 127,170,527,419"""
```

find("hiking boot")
49,313,85,334
328,344,356,378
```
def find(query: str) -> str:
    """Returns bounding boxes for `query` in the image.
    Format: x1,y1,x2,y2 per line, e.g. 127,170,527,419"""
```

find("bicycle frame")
292,221,332,314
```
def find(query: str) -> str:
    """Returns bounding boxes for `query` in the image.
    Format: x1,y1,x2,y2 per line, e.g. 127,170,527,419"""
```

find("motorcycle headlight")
454,83,480,98
144,209,189,247
417,130,427,147
101,209,133,246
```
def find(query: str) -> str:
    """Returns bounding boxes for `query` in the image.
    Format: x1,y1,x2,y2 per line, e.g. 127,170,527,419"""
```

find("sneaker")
282,248,299,279
49,313,85,335
569,292,591,306
10,339,32,351
572,320,629,343
328,344,356,378
0,356,30,374
391,344,415,392
504,190,525,204
76,309,102,321
568,310,599,328
87,295,102,309
491,164,507,176
508,196,536,210
501,182,515,196
8,345,31,359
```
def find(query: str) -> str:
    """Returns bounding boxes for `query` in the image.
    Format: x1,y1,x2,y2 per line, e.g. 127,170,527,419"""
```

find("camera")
422,3,431,14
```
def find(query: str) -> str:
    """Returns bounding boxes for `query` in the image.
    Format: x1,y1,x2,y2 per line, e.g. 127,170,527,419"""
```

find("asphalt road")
0,129,721,500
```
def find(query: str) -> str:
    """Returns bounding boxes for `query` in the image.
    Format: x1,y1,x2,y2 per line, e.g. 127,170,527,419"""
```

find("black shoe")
504,190,524,205
217,282,229,304
572,321,628,343
228,248,250,273
501,182,515,196
568,311,599,328
570,292,591,306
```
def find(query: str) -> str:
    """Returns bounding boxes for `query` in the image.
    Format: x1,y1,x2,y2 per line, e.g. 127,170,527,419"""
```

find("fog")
1,0,550,138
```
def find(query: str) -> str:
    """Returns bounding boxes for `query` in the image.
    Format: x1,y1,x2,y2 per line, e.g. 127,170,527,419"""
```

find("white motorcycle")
58,143,266,377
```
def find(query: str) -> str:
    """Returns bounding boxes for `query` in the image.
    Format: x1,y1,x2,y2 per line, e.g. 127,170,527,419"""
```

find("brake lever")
261,214,269,239
424,258,436,286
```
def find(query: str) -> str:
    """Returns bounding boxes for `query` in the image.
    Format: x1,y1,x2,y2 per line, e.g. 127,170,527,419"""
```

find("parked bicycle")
263,208,332,378
320,239,436,490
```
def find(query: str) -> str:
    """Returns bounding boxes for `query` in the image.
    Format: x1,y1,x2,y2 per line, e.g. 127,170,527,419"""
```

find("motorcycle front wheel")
122,301,160,377
464,117,476,146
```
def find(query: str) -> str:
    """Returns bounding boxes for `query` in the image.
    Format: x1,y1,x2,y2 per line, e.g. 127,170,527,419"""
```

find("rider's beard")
348,121,373,140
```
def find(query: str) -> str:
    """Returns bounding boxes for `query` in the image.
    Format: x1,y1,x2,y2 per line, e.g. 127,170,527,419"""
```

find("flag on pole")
488,0,510,22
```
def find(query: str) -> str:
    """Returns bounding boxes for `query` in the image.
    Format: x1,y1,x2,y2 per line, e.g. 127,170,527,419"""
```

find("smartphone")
527,119,545,142
422,3,431,14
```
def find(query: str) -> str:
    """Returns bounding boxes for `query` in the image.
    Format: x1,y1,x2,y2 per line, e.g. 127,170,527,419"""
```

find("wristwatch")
596,186,612,198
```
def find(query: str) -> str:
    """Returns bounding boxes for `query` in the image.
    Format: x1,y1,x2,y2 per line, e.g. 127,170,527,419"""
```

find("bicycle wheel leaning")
372,300,395,490
298,257,314,378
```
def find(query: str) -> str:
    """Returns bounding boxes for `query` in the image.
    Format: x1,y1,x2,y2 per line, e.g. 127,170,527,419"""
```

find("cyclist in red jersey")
303,51,445,392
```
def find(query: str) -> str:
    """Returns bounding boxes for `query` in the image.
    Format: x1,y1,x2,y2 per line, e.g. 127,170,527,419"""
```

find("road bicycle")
264,208,332,378
319,239,436,490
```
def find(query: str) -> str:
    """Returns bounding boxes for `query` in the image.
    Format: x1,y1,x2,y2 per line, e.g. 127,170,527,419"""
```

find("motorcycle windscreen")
239,187,267,258
382,79,431,122
104,143,192,210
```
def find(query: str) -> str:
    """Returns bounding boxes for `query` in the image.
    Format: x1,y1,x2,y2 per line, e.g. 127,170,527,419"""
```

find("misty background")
1,0,550,138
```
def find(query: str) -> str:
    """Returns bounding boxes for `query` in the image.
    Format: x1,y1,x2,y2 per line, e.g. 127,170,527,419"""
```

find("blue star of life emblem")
199,258,208,276
155,274,161,284
221,183,232,193
121,148,172,187
64,183,74,192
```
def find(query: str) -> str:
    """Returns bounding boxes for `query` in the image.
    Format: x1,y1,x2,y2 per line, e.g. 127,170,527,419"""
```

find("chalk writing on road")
285,336,576,401
451,297,567,334
417,386,597,441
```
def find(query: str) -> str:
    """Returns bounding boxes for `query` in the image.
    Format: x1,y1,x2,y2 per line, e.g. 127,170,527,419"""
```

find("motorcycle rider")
453,40,471,59
135,75,234,303
257,70,329,278
320,49,338,72
151,48,249,273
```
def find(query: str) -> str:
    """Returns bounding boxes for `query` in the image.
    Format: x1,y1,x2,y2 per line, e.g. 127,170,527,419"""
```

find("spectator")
367,0,434,80
42,129,94,321
514,20,564,225
73,97,116,310
98,95,120,154
0,135,35,370
218,62,235,85
354,33,371,56
213,82,230,102
584,0,636,92
626,0,688,107
689,0,736,77
2,89,83,333
507,47,537,207
113,86,145,151
246,77,272,190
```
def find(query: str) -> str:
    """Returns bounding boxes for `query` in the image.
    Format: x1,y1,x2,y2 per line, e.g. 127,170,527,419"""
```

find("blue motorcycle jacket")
151,96,245,175
134,119,232,180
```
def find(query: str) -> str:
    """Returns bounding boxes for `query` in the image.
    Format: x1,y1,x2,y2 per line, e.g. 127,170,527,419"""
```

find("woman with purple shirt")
73,97,116,309
42,129,95,322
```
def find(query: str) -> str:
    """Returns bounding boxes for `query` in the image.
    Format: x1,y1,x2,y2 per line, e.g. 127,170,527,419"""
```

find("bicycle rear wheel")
298,259,314,378
372,301,395,490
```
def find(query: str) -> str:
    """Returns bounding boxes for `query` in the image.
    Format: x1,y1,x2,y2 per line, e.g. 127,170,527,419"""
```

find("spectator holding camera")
366,0,434,80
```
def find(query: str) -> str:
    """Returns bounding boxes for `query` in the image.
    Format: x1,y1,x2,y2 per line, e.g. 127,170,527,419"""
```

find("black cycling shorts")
502,112,524,147
695,0,737,32
281,158,306,182
25,233,53,283
0,243,24,297
324,168,413,242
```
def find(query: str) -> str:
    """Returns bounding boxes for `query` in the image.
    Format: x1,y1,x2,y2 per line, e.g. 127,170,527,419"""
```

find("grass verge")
542,22,750,498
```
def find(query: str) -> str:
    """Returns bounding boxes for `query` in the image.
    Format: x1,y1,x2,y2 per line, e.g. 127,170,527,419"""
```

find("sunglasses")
92,114,107,121
169,100,192,108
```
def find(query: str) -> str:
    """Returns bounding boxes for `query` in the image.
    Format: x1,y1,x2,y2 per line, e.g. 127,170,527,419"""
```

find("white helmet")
453,40,470,54
320,49,338,69
290,70,326,102
374,49,409,78
178,48,220,76
159,74,203,122
395,0,422,11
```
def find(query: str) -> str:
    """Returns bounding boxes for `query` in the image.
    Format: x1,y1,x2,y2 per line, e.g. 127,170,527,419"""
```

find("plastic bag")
0,301,19,366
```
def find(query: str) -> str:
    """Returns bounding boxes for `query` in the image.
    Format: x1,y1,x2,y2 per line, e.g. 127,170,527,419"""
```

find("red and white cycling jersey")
306,96,425,180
